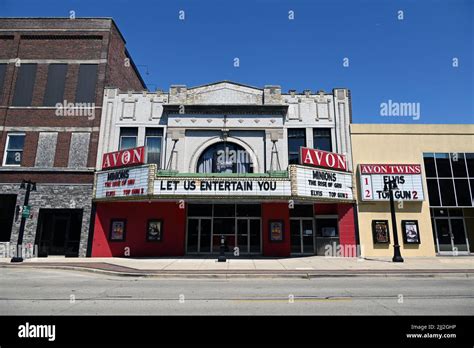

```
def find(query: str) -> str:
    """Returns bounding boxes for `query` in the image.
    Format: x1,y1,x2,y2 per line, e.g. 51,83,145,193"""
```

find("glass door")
434,218,470,254
302,219,315,254
290,218,315,255
237,218,249,254
450,218,469,253
186,218,212,254
249,219,261,253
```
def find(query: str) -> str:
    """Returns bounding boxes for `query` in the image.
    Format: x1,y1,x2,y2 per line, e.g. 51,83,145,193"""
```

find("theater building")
0,18,145,257
91,82,358,257
351,124,474,257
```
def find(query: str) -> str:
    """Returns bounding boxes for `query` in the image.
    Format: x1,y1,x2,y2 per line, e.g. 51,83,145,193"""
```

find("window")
439,179,456,206
424,152,474,207
0,64,7,103
466,153,474,177
288,128,306,165
197,142,253,173
12,64,37,106
145,128,163,168
423,153,437,177
119,128,138,150
435,153,452,177
426,179,441,206
3,133,25,166
75,64,98,103
454,179,471,206
43,64,67,106
313,128,332,152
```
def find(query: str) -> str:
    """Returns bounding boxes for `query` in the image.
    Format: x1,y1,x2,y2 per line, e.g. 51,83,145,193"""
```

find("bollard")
217,234,226,262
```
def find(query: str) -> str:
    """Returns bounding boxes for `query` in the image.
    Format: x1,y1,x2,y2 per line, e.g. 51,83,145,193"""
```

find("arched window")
197,142,254,174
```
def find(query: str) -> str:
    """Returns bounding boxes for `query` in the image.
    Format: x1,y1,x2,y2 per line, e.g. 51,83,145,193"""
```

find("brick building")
0,18,145,257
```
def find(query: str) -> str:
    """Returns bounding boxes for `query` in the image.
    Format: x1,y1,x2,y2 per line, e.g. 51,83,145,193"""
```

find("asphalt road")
0,268,473,315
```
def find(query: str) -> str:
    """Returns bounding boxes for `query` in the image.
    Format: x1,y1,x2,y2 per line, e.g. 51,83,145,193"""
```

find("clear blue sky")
2,0,473,124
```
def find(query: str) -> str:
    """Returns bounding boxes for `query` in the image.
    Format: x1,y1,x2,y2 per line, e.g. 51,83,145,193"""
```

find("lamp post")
11,180,36,263
384,178,404,263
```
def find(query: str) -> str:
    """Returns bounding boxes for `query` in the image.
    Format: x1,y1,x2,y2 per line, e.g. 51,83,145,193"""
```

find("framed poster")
109,219,126,241
372,220,390,244
147,219,163,242
402,220,420,244
269,220,284,242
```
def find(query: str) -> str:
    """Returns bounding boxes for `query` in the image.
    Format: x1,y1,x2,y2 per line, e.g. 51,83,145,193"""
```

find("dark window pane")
454,179,471,206
290,204,313,217
313,128,332,152
187,204,212,217
466,154,474,177
450,153,467,177
213,218,235,236
0,64,6,103
120,137,136,150
236,204,261,217
426,179,441,206
43,64,67,106
75,64,97,103
423,153,436,177
433,208,448,217
119,128,138,150
471,180,474,206
315,218,339,237
5,134,25,165
435,153,452,177
214,204,235,217
439,179,456,206
146,128,163,136
12,64,37,106
288,128,306,165
448,208,463,217
7,134,25,149
145,136,161,167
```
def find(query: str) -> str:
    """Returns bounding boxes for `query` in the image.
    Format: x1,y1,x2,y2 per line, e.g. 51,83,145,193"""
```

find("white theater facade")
90,81,357,257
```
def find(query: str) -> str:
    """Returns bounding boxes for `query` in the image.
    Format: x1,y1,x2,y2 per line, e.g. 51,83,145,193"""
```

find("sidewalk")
1,256,473,278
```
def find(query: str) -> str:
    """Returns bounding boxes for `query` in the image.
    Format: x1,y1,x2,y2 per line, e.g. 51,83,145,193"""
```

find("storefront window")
197,142,253,174
287,128,306,165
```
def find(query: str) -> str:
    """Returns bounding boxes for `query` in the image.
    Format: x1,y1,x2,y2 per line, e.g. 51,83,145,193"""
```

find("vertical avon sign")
102,146,145,170
300,147,348,172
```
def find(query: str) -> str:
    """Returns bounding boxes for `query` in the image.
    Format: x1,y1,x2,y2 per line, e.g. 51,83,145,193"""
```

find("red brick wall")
54,132,72,167
0,19,145,185
105,24,145,91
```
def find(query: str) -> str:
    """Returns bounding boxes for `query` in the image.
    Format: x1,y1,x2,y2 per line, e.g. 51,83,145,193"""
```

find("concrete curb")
1,264,473,279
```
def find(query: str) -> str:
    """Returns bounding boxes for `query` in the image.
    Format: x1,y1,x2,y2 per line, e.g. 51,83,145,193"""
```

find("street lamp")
383,178,404,263
11,180,36,263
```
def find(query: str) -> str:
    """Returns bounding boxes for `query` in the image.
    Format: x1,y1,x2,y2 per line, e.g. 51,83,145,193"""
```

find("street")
0,268,473,315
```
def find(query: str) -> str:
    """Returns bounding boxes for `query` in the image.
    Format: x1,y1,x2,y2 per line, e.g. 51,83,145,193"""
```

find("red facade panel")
92,201,186,257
